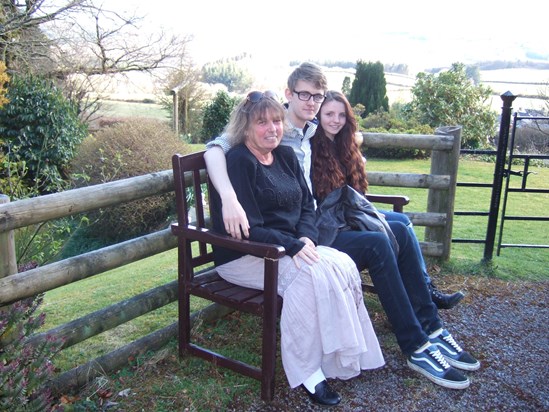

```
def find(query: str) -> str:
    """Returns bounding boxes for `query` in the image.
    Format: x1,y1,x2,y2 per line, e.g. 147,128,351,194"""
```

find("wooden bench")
170,150,408,401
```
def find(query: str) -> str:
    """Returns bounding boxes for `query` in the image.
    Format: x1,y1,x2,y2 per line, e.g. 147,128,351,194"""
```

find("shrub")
68,119,190,249
15,217,86,266
405,62,497,149
0,61,9,107
0,155,37,200
201,90,239,143
0,74,88,194
0,295,63,412
360,109,433,159
508,123,549,154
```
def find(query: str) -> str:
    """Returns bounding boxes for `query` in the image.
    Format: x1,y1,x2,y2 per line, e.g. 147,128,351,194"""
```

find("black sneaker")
407,344,470,390
429,282,465,310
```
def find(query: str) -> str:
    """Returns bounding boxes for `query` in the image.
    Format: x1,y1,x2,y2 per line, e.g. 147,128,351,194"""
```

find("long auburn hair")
311,90,368,201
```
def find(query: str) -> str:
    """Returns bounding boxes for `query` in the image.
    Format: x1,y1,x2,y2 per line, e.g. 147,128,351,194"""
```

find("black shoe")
302,380,341,406
429,283,465,310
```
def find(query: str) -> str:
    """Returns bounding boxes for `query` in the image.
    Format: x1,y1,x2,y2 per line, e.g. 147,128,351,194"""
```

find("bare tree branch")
1,0,197,125
49,4,191,77
0,0,86,36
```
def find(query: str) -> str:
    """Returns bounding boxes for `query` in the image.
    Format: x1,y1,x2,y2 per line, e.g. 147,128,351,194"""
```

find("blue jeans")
331,221,442,355
381,210,432,286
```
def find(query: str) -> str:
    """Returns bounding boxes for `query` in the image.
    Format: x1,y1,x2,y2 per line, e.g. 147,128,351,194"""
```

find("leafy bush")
201,90,239,143
0,74,88,195
404,62,497,149
359,108,433,159
0,64,35,200
0,155,37,200
0,61,8,108
0,295,63,412
15,217,87,266
68,119,190,249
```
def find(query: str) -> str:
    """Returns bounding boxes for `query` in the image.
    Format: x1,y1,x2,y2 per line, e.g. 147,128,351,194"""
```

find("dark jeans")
381,210,432,285
331,221,442,355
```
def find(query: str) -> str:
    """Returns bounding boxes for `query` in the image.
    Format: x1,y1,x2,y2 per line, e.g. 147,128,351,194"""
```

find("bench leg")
260,310,277,401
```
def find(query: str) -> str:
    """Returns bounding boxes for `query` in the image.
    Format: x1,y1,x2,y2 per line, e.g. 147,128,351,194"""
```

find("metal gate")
453,92,548,261
496,112,549,254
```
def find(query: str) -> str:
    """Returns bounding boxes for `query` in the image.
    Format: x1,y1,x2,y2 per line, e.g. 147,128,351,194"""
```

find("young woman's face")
319,99,346,140
245,111,284,155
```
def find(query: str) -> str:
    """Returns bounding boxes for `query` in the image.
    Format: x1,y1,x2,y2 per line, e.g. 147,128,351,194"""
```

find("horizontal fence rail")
0,229,177,305
0,127,461,395
0,170,174,233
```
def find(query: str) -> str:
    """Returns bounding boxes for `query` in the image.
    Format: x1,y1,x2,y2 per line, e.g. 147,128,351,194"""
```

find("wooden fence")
0,126,461,395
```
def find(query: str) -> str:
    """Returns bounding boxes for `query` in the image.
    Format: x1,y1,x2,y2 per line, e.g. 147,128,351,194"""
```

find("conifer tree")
349,60,389,117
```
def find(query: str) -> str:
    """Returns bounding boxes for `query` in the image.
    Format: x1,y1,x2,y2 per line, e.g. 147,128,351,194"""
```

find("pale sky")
113,0,547,70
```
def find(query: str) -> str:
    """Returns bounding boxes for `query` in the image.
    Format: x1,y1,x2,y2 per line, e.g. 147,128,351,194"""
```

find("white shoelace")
429,348,451,369
443,333,463,353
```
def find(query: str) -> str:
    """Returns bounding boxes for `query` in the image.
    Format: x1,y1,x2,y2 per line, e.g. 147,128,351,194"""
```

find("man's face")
285,80,325,126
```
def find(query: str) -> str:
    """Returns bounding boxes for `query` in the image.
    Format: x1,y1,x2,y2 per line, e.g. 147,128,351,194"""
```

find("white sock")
302,368,325,394
429,328,444,339
414,341,432,354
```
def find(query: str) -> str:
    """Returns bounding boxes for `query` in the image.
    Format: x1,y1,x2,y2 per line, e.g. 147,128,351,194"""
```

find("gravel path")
242,275,549,412
74,275,547,411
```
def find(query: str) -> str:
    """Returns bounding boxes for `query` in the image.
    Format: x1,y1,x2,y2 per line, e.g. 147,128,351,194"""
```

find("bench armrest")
365,194,410,213
171,223,286,260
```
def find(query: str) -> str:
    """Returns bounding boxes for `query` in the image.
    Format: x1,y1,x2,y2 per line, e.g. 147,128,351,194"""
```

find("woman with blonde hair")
210,90,385,406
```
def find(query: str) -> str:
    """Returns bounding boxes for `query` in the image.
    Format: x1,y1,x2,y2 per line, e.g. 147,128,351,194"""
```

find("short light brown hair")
287,62,328,92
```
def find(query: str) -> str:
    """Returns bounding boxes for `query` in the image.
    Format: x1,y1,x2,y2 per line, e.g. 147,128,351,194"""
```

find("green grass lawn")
41,249,179,370
366,157,549,281
98,99,170,121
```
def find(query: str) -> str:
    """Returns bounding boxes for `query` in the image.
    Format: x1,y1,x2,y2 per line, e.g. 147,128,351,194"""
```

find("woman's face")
319,99,346,140
245,111,284,155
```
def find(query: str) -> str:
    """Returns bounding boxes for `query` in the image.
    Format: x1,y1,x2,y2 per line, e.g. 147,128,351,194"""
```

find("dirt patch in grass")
65,274,548,411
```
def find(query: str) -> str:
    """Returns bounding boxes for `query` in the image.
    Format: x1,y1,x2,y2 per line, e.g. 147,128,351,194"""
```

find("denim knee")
382,210,412,226
387,221,410,249
332,230,396,271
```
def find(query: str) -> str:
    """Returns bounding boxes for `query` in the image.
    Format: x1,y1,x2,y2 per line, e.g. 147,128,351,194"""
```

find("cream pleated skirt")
216,245,385,388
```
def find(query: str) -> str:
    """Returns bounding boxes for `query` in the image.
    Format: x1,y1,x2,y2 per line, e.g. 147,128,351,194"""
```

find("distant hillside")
305,59,549,75
98,60,549,114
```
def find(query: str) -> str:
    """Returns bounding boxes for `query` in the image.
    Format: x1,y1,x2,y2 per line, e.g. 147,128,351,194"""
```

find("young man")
205,62,479,398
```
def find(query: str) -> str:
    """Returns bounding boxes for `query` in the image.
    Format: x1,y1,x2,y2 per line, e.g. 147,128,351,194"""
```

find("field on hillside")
480,69,549,112
99,65,549,115
99,99,169,120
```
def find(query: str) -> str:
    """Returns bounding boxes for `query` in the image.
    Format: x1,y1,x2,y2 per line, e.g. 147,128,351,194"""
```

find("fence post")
170,88,179,136
0,194,18,278
425,126,462,260
483,92,516,261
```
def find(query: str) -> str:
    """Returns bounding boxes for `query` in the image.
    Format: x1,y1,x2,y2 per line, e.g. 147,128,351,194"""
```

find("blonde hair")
224,92,286,146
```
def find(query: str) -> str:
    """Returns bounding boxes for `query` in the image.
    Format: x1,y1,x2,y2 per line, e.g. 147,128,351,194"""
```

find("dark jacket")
315,185,399,254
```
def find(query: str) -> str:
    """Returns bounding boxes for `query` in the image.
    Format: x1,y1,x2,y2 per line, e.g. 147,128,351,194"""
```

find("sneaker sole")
444,356,481,371
407,360,470,390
